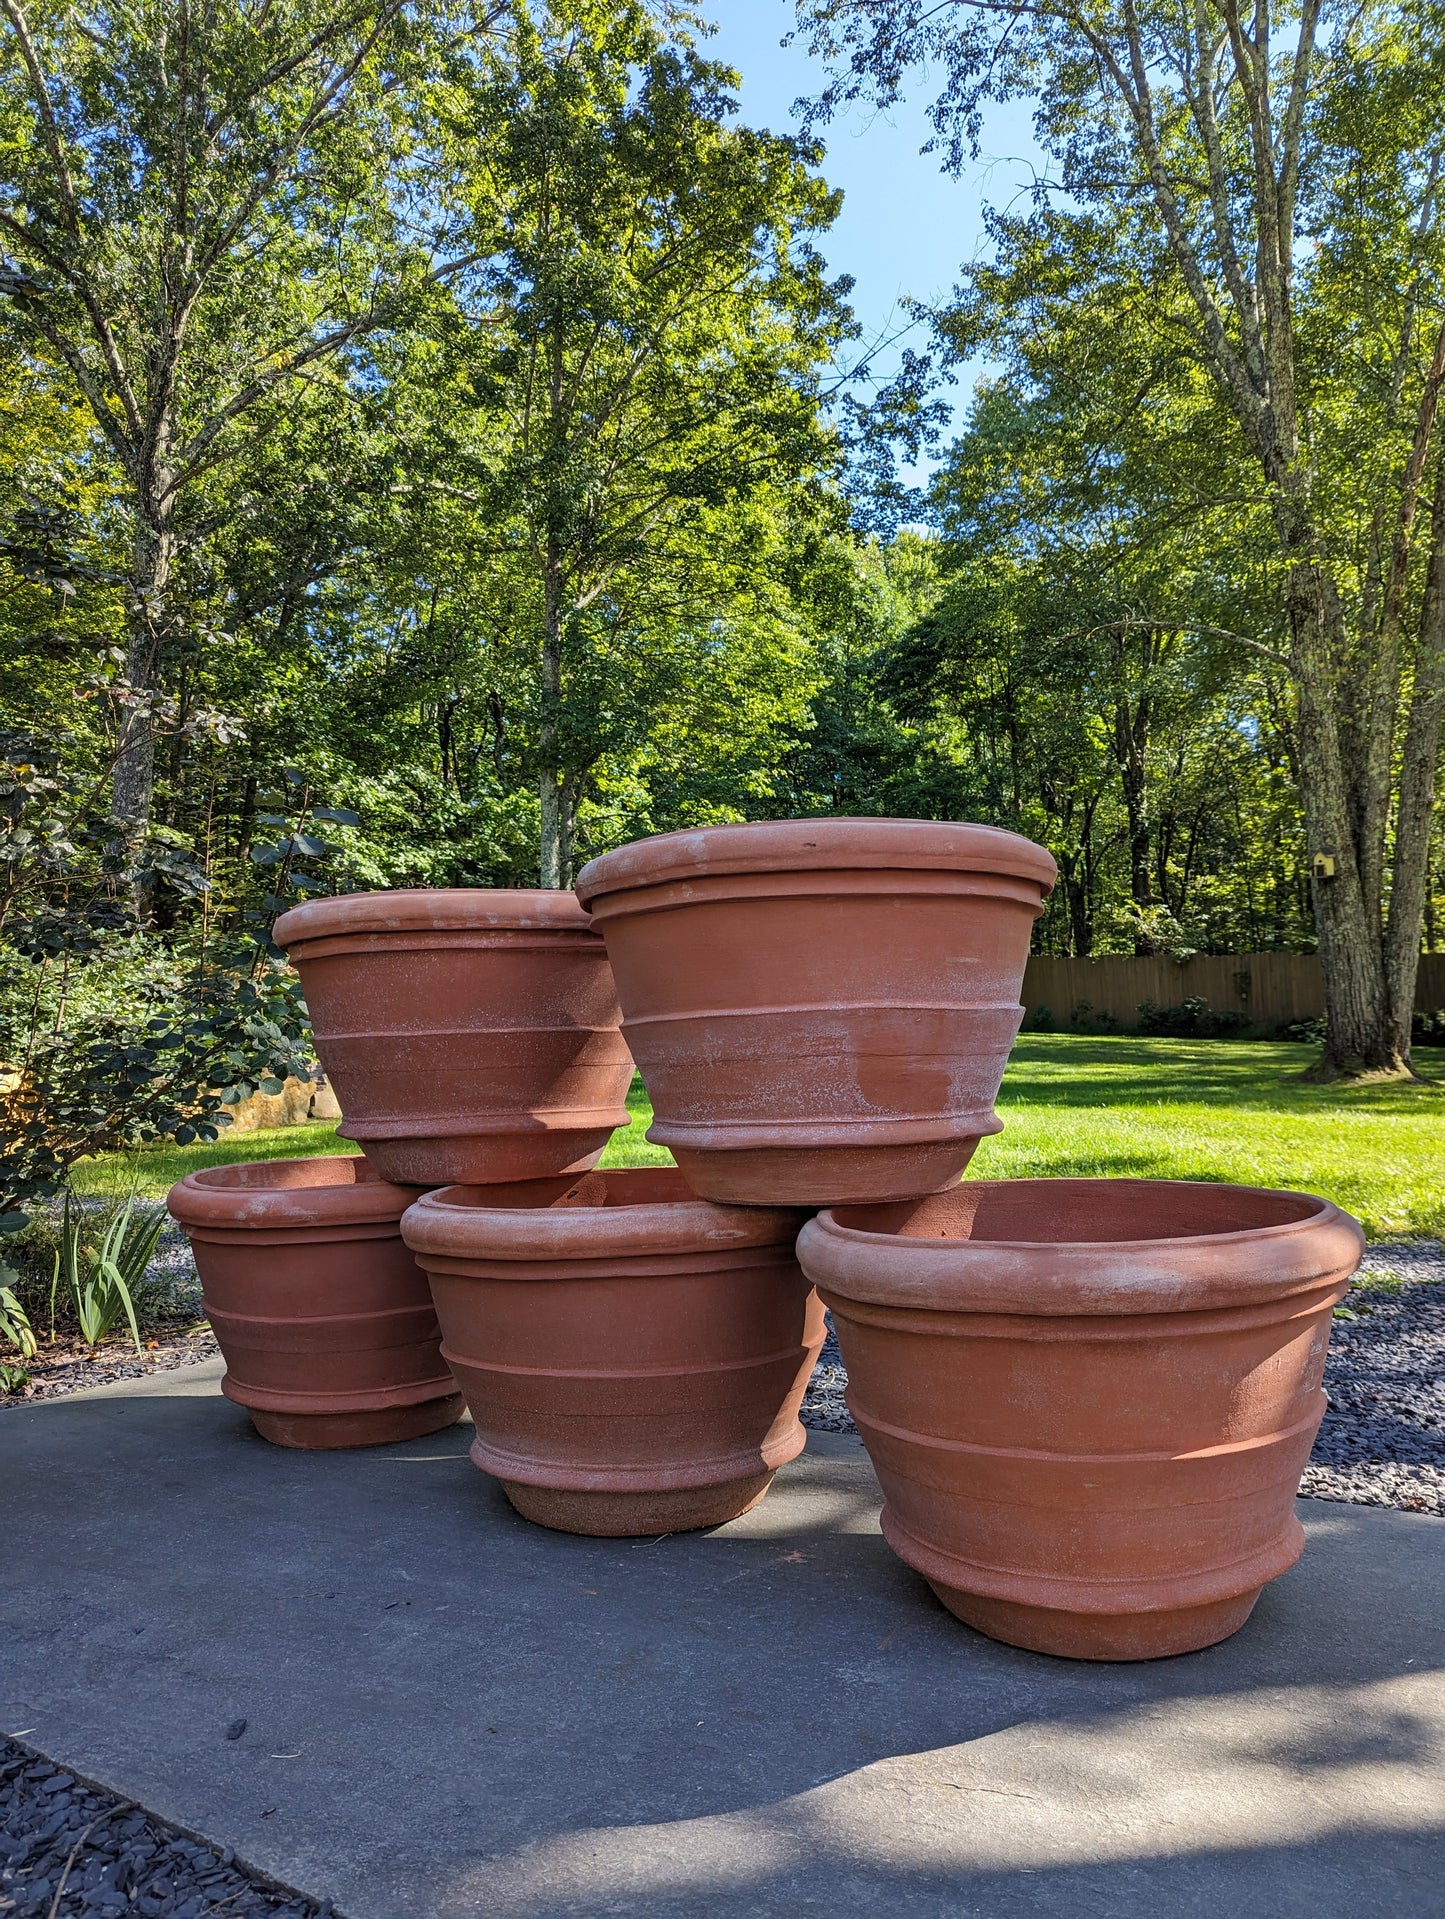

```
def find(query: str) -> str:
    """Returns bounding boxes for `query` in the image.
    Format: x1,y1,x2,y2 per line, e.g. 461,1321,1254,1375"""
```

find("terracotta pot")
574,819,1056,1205
401,1168,825,1534
167,1155,464,1449
273,889,633,1187
798,1179,1365,1660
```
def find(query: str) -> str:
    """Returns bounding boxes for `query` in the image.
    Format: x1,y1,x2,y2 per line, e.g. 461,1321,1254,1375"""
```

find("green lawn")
74,1035,1444,1238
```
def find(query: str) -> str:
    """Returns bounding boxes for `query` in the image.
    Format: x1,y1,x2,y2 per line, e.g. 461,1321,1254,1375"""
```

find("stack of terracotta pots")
168,819,1363,1663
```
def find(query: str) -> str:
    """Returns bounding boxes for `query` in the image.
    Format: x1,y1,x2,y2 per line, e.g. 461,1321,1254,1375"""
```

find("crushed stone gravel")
0,1739,329,1918
800,1241,1445,1518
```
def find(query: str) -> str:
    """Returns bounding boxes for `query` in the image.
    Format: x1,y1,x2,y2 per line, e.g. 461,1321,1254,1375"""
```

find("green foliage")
49,1194,163,1352
797,0,1445,1070
386,0,853,879
0,1278,35,1357
1135,997,1252,1041
0,721,319,1228
0,0,1437,1179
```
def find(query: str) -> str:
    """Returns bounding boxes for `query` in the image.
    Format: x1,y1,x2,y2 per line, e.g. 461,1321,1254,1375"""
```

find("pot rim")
401,1167,808,1263
798,1177,1365,1315
274,887,594,952
574,817,1057,906
167,1154,421,1231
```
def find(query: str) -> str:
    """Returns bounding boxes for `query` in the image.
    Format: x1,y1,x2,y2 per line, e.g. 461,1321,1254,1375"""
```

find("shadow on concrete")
3,1371,1442,1918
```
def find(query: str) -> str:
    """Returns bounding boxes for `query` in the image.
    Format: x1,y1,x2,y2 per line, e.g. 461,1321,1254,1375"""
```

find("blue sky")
700,2,1045,441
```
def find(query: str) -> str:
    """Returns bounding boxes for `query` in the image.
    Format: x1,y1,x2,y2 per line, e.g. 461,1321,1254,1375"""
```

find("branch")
1056,616,1290,669
0,1,144,436
168,251,487,491
1184,0,1265,390
1,293,135,469
1277,0,1323,265
1078,0,1268,453
0,0,82,232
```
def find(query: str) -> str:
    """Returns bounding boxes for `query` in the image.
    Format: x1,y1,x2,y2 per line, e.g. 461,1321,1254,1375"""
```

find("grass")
72,1034,1444,1239
976,1035,1443,1240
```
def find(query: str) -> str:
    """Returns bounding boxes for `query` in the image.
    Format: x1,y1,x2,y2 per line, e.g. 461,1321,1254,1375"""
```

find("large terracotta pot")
798,1179,1365,1660
574,819,1056,1205
167,1156,464,1449
401,1168,825,1535
273,889,633,1187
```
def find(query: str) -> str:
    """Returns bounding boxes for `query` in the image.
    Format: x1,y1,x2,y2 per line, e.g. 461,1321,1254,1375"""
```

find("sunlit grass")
72,1118,351,1202
76,1035,1443,1238
977,1036,1444,1239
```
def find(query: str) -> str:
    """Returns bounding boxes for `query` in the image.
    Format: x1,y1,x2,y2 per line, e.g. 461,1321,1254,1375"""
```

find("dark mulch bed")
0,1326,220,1405
0,1740,327,1918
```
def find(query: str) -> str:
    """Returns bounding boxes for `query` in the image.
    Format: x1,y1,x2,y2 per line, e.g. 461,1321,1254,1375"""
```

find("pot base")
498,1470,775,1537
667,1139,975,1207
925,1579,1262,1661
345,1128,620,1188
247,1393,466,1451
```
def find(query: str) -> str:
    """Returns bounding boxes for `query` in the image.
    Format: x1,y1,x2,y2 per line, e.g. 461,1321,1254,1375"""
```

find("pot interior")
437,1168,693,1212
833,1178,1325,1245
188,1155,380,1193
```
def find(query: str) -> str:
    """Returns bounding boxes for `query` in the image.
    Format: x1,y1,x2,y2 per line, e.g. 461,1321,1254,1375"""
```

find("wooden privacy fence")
1021,951,1445,1028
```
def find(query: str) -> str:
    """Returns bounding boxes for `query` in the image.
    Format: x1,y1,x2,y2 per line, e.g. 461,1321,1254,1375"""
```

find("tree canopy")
0,0,1442,1220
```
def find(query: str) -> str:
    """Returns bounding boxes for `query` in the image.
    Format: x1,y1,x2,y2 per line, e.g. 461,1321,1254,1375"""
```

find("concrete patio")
3,1361,1442,1918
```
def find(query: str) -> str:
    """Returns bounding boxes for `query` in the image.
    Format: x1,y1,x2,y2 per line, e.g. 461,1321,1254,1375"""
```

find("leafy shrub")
1412,1010,1445,1047
1136,995,1251,1039
1068,999,1121,1033
1273,1015,1328,1043
1,727,320,1245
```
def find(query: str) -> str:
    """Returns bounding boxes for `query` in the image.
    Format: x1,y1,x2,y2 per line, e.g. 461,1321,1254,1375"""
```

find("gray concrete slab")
2,1361,1443,1919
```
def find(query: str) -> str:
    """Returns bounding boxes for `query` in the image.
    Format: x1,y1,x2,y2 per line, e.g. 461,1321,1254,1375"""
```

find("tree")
800,0,1445,1073
436,0,850,882
0,0,501,849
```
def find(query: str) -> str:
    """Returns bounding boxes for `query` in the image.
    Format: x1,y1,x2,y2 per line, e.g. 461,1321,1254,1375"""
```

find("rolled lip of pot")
797,1178,1366,1316
574,817,1057,906
274,887,595,953
401,1167,810,1263
167,1154,422,1231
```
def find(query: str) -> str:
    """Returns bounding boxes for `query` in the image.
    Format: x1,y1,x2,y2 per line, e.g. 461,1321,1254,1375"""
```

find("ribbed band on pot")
400,1171,808,1264
166,1156,421,1233
274,887,597,948
574,818,1059,902
798,1178,1366,1315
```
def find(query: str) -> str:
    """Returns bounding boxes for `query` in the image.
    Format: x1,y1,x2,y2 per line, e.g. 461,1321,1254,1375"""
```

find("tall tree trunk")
1112,670,1153,951
1383,468,1445,1059
1282,537,1401,1073
1092,0,1431,1073
538,542,564,888
112,494,173,844
558,769,580,889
